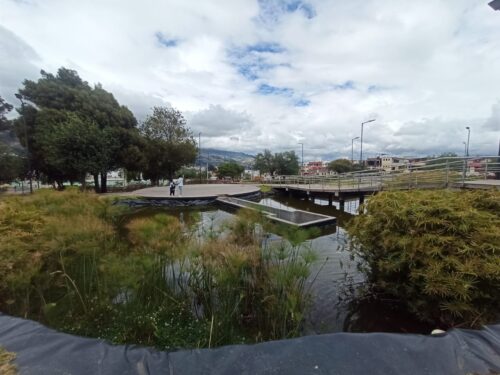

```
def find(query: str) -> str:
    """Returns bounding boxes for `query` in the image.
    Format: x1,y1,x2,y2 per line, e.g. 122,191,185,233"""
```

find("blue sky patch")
258,83,294,96
257,83,310,107
257,0,316,26
155,32,178,48
333,80,356,90
294,98,311,107
246,42,285,54
227,43,287,81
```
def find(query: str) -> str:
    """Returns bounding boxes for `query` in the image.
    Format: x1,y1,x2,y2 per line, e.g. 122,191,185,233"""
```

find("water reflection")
122,194,429,335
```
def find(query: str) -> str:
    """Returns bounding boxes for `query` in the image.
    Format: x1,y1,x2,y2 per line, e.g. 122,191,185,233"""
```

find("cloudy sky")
1,0,499,160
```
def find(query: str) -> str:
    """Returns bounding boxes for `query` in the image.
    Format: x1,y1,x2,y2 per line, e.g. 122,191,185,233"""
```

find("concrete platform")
132,184,260,199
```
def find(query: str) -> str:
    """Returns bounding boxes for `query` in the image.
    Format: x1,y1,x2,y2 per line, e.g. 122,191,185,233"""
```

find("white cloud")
0,0,499,159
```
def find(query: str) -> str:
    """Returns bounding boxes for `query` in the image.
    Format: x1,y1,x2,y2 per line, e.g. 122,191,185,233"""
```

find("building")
301,161,331,176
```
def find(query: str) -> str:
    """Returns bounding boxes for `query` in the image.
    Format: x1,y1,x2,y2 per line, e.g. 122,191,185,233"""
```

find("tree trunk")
100,172,107,193
81,175,87,191
93,174,100,193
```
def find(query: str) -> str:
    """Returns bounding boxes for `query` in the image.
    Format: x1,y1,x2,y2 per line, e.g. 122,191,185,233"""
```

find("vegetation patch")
348,189,500,328
0,189,317,349
0,347,18,375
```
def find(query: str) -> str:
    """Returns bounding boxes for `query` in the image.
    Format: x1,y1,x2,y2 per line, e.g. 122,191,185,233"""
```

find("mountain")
198,148,255,168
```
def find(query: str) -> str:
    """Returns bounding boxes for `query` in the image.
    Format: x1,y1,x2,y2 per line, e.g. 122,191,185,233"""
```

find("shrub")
0,347,17,375
348,189,500,328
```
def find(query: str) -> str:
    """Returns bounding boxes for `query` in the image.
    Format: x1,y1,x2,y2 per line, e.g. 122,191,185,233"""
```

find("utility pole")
351,136,360,164
15,94,33,194
465,126,471,157
198,132,202,183
298,142,304,175
360,119,375,166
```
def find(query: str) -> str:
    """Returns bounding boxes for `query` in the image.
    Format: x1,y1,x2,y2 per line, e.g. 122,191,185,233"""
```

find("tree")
0,96,13,131
16,67,141,192
273,151,299,175
328,159,354,174
254,149,275,175
254,150,299,175
0,143,25,183
0,97,23,183
217,161,244,179
34,113,104,187
140,107,197,185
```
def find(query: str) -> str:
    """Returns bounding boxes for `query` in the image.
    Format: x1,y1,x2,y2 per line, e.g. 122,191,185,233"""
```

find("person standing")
169,180,176,196
177,175,184,196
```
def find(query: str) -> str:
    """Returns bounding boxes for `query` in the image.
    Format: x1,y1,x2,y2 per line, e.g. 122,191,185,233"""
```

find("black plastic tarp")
1,314,499,374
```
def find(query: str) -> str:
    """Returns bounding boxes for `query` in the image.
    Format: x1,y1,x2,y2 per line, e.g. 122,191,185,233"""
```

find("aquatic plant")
0,189,318,349
348,189,500,328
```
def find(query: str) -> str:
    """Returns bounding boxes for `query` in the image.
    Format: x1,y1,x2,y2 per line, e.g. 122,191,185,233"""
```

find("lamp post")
198,132,202,183
465,126,470,157
462,141,467,157
298,142,304,174
351,136,360,164
359,119,375,166
15,94,32,194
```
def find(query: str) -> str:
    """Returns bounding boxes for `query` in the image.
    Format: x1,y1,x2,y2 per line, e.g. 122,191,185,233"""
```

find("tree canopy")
140,107,197,185
254,150,299,175
328,159,354,174
0,96,13,132
217,161,244,179
14,67,142,191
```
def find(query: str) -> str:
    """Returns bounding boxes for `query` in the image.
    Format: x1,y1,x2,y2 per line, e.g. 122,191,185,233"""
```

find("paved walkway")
132,184,260,199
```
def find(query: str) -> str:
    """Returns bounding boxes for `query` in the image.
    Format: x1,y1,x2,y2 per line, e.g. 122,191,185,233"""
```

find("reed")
0,189,318,349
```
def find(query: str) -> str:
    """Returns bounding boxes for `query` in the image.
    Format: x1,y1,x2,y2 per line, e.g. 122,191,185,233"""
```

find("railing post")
462,157,466,187
445,160,449,187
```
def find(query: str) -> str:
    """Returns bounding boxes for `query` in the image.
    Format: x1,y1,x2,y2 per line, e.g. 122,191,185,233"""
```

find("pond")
127,192,433,335
1,189,433,350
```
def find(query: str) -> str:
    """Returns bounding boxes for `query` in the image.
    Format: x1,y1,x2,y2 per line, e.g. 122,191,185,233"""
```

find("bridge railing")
272,156,500,191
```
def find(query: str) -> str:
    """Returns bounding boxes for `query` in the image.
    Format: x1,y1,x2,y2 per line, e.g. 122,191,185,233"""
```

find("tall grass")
0,190,318,349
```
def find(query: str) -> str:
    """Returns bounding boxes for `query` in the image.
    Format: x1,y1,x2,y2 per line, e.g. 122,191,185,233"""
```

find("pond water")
139,193,433,335
2,190,433,347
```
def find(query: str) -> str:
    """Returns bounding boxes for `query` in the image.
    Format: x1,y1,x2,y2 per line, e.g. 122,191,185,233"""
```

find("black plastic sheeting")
1,314,499,374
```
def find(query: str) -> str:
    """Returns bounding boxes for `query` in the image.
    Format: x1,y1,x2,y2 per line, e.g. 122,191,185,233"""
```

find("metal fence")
271,156,500,191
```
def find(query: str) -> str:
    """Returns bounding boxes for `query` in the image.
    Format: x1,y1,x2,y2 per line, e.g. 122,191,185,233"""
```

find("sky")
1,0,499,160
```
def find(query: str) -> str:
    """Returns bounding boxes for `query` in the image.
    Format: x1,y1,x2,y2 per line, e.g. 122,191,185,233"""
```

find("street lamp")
15,93,33,194
359,119,375,166
198,132,202,183
462,141,467,157
298,142,304,174
465,126,470,157
351,136,360,164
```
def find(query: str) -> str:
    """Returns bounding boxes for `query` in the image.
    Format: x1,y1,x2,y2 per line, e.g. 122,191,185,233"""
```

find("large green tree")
328,159,354,174
217,161,244,179
254,149,299,175
15,68,142,192
140,107,197,185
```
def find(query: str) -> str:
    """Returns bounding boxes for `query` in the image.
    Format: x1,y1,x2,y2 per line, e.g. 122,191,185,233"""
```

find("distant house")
301,161,331,176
